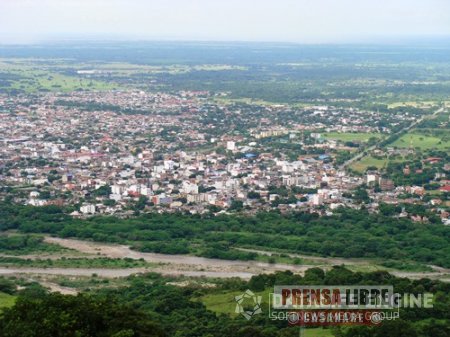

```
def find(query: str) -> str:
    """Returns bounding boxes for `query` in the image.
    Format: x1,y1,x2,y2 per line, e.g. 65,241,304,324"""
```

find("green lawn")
0,292,16,311
390,132,449,151
350,156,388,173
197,290,335,336
323,132,382,142
197,289,272,316
304,328,335,337
198,290,242,315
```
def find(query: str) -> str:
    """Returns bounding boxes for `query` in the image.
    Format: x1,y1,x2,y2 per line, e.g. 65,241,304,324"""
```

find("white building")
226,141,236,151
80,204,96,215
182,181,199,195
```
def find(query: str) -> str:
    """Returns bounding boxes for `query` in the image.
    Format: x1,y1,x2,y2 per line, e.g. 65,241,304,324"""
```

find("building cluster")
0,91,448,225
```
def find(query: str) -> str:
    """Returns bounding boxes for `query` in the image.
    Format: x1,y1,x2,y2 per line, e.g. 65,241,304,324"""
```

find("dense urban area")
1,89,449,224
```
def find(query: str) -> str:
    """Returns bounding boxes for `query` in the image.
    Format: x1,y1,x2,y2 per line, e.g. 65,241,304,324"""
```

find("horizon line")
1,35,450,47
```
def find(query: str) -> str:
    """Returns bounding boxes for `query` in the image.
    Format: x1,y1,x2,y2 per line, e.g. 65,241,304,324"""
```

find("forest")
0,267,449,337
1,203,449,268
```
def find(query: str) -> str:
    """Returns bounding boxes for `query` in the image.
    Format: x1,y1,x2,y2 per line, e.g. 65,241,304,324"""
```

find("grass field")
197,289,272,316
350,156,389,173
8,71,117,93
390,132,449,151
0,292,16,311
350,128,449,173
197,290,334,336
0,60,118,93
323,132,382,143
304,328,334,337
387,101,437,109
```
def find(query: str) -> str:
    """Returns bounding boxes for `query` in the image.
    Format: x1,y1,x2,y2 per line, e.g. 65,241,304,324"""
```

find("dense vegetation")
0,267,449,337
2,42,450,103
1,203,449,268
0,234,66,255
0,256,151,269
0,292,166,337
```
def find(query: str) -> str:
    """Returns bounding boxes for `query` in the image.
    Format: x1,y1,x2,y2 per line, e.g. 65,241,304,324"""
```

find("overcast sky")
0,0,449,44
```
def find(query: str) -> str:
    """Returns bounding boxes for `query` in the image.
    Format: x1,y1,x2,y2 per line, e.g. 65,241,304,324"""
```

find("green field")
9,71,116,93
197,290,334,336
350,156,389,173
197,288,273,316
387,101,437,109
0,60,118,93
304,328,334,337
323,132,382,142
0,292,16,311
390,131,450,151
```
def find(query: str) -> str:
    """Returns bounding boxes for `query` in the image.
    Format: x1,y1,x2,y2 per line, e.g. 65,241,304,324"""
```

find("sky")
0,0,449,44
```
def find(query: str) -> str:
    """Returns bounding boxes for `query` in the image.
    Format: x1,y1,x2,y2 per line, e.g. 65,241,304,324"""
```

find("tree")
135,196,149,211
92,185,111,197
0,293,166,337
229,200,244,211
353,186,370,204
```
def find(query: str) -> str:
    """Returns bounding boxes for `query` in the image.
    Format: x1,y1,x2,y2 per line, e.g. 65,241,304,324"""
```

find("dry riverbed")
0,236,447,282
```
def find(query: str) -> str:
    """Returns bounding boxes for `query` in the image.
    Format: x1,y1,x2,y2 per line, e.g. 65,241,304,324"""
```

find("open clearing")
0,60,118,92
350,154,408,173
197,288,271,316
350,156,389,172
390,131,449,151
387,101,437,109
0,292,16,311
303,329,334,337
323,132,382,142
197,289,336,337
197,287,333,337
